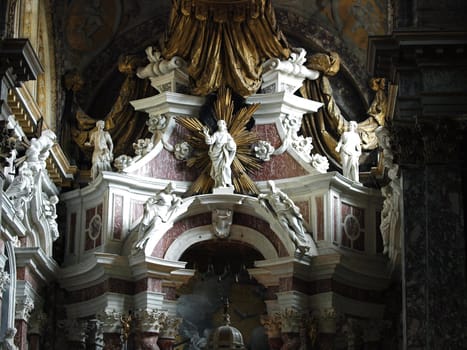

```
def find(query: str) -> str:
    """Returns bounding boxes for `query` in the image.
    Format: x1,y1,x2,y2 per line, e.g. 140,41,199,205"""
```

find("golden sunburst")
176,86,261,195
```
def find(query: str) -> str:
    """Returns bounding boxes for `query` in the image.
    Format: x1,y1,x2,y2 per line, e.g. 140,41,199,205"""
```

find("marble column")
260,314,283,350
27,310,47,350
135,309,167,350
98,310,123,350
398,121,467,349
316,308,337,350
158,315,181,350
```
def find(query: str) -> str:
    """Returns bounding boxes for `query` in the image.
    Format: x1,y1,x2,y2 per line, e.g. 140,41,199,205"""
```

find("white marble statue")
85,120,114,180
135,183,182,250
335,121,362,182
137,46,186,79
5,162,35,220
43,194,60,241
203,120,237,188
259,180,311,254
25,129,56,171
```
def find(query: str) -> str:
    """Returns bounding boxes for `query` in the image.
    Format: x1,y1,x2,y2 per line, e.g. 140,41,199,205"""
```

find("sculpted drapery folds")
161,0,291,97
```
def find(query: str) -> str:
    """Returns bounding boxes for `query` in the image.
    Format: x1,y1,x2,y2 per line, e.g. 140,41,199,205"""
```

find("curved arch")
164,225,280,261
124,193,301,258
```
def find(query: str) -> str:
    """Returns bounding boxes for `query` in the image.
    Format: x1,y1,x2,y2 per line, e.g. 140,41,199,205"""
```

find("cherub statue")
135,183,182,249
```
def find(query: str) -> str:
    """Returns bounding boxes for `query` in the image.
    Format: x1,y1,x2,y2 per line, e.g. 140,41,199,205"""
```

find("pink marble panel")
162,286,177,300
130,148,198,182
131,200,145,226
252,152,308,181
69,278,135,303
333,196,339,243
151,213,211,258
135,277,162,294
315,196,324,241
112,194,123,240
254,124,282,148
295,200,309,224
233,213,288,257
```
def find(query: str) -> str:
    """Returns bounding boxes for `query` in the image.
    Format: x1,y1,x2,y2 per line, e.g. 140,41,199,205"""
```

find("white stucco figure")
203,120,237,188
335,121,361,182
259,180,312,254
135,183,182,250
5,162,35,219
43,194,60,241
25,129,56,171
85,120,114,180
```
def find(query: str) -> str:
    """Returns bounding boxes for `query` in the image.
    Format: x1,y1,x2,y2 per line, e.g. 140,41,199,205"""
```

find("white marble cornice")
246,91,323,124
15,247,59,283
130,91,206,116
58,253,130,291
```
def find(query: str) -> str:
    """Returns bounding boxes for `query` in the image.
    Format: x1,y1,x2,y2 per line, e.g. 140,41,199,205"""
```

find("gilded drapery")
69,55,153,159
162,0,290,97
300,52,345,166
301,52,388,166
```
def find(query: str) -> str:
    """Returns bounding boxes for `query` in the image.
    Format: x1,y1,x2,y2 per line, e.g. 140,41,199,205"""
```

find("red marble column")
103,333,122,350
15,320,28,350
139,332,160,350
268,337,283,350
158,337,175,350
28,334,40,350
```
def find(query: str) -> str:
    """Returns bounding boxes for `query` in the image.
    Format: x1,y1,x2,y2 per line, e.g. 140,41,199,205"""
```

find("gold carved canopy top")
163,0,290,97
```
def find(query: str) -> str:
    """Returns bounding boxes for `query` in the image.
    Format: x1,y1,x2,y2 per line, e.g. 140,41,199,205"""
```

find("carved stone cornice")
368,32,467,126
0,39,43,86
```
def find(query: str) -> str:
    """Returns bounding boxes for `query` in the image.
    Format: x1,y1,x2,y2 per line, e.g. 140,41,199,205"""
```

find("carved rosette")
0,271,11,293
147,113,169,136
15,295,34,321
159,316,182,339
135,309,168,333
252,140,275,161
